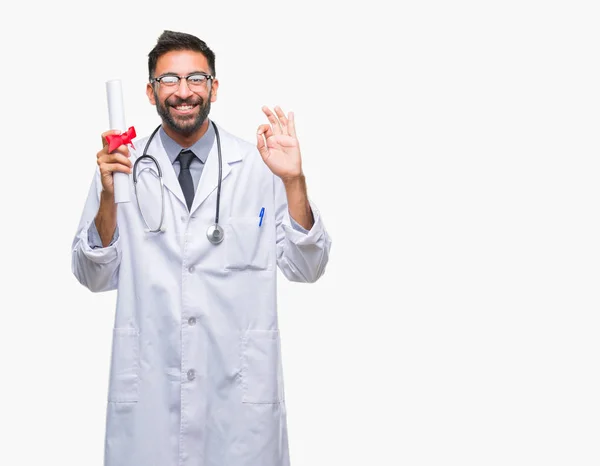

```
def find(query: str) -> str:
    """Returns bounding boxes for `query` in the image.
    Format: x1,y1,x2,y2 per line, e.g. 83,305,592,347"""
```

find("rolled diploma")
106,79,130,203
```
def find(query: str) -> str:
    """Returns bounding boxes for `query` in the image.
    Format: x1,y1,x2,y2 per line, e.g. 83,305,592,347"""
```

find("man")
71,30,331,466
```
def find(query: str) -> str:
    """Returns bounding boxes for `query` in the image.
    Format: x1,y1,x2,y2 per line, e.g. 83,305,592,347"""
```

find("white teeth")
176,105,194,110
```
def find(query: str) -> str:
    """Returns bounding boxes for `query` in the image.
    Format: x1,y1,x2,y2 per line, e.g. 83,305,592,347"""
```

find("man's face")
147,50,219,137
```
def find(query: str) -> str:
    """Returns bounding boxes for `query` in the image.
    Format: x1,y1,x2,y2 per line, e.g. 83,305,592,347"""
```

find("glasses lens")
187,74,208,87
159,76,179,86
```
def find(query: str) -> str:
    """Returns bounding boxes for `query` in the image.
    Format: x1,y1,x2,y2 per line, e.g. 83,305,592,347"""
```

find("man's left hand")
256,106,303,182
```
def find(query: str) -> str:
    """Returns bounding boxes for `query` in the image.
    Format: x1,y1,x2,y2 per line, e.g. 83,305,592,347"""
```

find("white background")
1,1,599,465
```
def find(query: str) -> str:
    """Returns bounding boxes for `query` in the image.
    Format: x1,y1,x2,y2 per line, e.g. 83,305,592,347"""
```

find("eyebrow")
159,71,209,77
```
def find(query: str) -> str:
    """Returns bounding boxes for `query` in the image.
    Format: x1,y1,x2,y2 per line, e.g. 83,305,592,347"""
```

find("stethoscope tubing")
132,121,223,240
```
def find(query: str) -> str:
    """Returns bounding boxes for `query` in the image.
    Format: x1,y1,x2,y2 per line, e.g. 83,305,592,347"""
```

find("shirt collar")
158,119,216,165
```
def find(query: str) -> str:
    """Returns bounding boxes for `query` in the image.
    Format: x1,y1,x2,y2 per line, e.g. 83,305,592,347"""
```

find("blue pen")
259,207,265,227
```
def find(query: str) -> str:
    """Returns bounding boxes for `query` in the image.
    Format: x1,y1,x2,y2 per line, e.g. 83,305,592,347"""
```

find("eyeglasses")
150,73,213,90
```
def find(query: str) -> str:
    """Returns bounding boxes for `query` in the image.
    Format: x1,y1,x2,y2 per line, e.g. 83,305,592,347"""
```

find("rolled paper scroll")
106,79,131,203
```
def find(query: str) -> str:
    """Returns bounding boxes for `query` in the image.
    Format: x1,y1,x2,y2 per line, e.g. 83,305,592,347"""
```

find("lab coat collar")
190,121,243,215
159,123,214,165
140,120,243,213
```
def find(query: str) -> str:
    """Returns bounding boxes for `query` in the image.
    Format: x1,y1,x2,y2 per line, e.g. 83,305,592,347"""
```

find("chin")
172,120,204,136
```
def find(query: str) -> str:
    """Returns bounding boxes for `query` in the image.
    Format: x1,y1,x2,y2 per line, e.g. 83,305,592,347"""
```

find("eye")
187,74,207,85
160,76,179,85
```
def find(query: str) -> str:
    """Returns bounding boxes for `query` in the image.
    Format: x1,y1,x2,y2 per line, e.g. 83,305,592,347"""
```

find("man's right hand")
97,130,133,196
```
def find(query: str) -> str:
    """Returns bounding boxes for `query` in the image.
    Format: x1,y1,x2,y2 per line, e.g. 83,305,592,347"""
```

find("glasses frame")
150,73,214,89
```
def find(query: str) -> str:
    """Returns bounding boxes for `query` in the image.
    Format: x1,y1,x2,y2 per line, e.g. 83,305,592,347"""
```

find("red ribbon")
106,126,136,152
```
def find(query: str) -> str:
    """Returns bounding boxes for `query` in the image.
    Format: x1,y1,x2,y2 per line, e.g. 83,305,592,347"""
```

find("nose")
174,77,193,99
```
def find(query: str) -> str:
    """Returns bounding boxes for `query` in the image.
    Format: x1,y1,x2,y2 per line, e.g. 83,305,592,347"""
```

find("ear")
210,79,219,103
146,83,156,105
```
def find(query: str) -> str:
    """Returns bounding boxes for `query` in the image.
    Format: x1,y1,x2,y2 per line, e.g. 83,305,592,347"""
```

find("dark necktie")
177,149,195,210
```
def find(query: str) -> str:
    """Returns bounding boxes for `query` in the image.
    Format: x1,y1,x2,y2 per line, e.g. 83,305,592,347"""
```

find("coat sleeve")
71,168,122,292
273,174,332,283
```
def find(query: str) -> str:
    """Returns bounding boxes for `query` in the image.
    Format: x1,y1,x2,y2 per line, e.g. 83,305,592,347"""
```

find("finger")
112,144,131,157
287,111,297,139
256,132,269,162
101,129,123,148
106,142,133,155
99,152,133,169
257,123,274,140
274,106,289,135
97,144,130,160
262,106,282,135
99,161,132,175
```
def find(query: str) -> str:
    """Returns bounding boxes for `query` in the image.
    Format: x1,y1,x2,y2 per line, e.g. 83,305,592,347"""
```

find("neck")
163,119,210,148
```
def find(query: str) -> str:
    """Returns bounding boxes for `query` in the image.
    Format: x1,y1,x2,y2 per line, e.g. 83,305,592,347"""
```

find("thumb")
256,131,269,162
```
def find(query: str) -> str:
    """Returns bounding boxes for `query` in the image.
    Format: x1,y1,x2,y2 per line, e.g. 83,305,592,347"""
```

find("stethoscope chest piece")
206,224,224,244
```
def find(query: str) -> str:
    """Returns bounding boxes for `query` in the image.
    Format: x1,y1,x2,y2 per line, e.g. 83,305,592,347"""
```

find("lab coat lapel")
143,130,188,208
190,125,242,215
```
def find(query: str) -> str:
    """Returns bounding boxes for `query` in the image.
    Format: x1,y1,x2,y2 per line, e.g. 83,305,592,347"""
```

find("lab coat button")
181,215,187,222
188,266,195,273
188,317,196,325
187,369,196,381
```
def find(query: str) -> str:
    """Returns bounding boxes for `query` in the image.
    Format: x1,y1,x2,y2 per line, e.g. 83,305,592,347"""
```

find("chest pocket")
225,216,270,270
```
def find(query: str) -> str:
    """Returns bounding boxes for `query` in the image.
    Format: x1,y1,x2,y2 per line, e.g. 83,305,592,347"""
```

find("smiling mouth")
171,104,198,115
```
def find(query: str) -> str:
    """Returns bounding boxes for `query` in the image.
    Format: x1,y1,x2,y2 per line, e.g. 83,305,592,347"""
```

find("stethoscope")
132,120,224,244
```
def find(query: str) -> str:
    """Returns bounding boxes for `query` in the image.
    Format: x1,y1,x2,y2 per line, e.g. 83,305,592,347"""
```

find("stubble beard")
155,89,212,138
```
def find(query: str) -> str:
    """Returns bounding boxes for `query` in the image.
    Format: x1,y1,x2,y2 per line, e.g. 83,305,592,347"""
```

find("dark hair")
148,30,216,81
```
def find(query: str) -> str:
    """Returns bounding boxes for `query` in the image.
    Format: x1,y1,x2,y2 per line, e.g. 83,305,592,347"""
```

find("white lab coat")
71,122,331,466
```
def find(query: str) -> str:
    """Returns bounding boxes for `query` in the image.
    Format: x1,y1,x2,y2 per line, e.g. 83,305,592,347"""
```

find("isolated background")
1,1,599,465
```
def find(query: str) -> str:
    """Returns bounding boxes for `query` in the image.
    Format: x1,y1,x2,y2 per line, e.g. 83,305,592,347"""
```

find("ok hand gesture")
256,106,303,183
